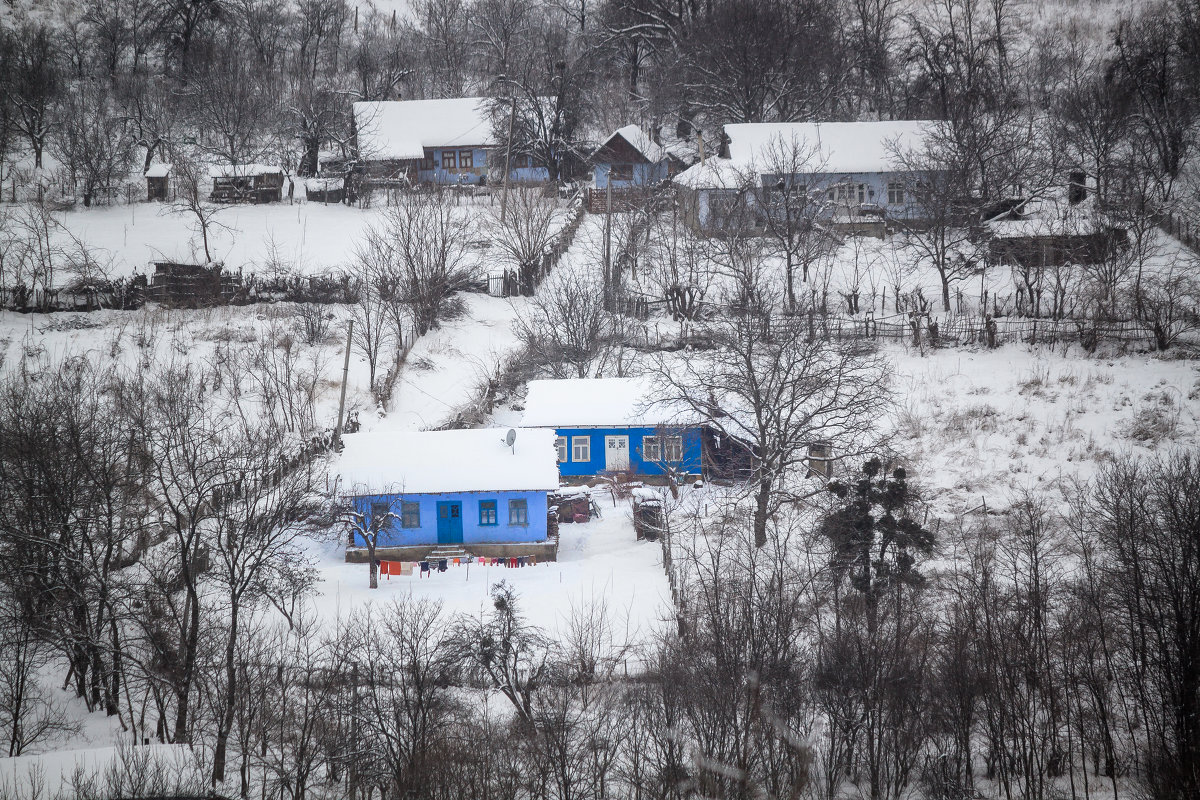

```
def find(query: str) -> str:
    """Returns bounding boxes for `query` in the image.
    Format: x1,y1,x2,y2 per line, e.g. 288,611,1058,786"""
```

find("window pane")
401,501,420,528
666,436,683,461
460,149,473,168
509,499,528,525
480,500,497,525
555,436,568,462
643,436,660,461
572,436,590,462
371,501,389,522
442,150,456,169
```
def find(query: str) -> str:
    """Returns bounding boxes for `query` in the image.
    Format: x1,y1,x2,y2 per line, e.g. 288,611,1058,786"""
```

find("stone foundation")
345,540,559,563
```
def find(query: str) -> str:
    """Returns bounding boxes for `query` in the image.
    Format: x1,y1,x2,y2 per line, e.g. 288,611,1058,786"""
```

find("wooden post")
334,319,354,448
603,180,613,310
500,92,517,224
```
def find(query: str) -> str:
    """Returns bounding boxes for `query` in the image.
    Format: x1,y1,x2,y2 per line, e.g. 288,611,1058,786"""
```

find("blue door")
436,501,463,544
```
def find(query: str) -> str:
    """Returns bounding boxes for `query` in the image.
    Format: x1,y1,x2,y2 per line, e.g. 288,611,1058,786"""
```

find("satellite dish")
505,429,517,447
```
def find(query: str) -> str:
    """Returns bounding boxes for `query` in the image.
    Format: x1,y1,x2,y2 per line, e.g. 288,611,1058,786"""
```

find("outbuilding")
336,428,560,561
521,377,704,480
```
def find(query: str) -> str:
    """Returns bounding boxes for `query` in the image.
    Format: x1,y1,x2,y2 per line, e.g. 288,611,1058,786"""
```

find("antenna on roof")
505,428,517,453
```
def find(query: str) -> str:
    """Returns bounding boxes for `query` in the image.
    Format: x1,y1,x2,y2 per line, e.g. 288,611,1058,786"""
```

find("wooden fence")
487,192,586,297
623,306,1161,351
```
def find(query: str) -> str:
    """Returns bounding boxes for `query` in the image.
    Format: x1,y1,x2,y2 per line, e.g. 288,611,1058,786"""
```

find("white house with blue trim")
521,377,704,480
674,120,937,234
336,428,559,550
353,97,550,187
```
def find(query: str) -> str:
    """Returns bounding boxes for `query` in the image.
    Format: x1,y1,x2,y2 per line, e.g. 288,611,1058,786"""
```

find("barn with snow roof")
521,377,707,480
336,428,560,562
352,97,550,187
587,125,686,212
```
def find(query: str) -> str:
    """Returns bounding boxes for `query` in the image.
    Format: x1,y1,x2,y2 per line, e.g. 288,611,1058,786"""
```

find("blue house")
353,98,550,187
336,428,559,557
591,125,673,189
521,378,704,480
673,120,938,234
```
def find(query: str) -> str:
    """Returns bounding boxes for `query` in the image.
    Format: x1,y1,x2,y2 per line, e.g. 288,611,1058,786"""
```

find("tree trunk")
212,601,240,785
752,479,770,548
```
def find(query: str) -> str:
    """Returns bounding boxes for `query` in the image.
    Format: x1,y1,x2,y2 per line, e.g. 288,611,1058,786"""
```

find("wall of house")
692,170,932,231
593,160,668,189
352,490,549,547
552,426,703,477
414,147,550,185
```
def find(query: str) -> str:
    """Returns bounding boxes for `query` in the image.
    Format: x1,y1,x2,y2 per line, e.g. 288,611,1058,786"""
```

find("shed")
148,262,241,307
145,163,171,201
210,164,284,203
336,428,560,557
521,377,705,480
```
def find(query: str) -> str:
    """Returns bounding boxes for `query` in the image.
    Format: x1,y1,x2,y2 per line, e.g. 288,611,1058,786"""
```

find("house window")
401,501,420,529
442,150,456,169
555,436,568,463
512,154,530,168
664,436,684,462
642,435,661,462
420,150,434,170
887,182,905,205
571,436,591,462
509,498,528,525
857,183,869,203
459,149,473,168
611,163,633,182
479,499,498,525
807,442,833,479
370,501,390,527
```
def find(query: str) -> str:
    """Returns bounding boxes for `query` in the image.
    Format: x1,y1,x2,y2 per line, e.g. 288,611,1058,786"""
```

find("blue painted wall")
352,490,549,547
416,147,550,185
593,160,668,189
553,426,702,477
693,170,936,231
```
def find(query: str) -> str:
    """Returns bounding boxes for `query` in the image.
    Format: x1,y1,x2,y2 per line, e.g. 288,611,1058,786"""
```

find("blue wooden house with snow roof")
353,98,550,187
591,125,674,189
336,427,560,560
521,377,705,480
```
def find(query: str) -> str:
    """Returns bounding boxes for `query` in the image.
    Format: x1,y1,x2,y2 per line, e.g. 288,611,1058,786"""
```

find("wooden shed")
210,165,284,203
145,164,171,201
149,262,241,307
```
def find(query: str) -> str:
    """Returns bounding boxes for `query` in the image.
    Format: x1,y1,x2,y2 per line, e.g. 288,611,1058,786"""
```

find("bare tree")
513,267,623,378
51,82,133,207
655,270,890,548
4,24,62,169
489,186,561,294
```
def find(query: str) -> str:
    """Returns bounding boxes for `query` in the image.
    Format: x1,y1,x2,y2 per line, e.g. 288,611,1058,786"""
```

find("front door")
436,501,463,544
605,435,630,471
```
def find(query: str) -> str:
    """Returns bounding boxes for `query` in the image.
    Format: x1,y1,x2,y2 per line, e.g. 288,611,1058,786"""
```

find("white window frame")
887,182,905,205
571,435,591,462
555,436,568,463
664,435,684,462
642,435,661,462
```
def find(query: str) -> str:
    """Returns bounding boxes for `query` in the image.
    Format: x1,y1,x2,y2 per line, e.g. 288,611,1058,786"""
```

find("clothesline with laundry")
377,555,543,579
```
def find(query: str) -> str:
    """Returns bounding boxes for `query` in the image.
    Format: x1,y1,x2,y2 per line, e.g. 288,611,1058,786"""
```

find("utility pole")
603,179,613,311
500,77,517,224
334,319,354,448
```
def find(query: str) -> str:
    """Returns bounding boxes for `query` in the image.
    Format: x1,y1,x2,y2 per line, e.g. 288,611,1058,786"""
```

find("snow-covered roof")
595,125,666,164
675,120,934,189
337,428,559,496
987,191,1111,239
521,377,698,428
144,163,172,178
353,98,496,161
209,163,281,178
